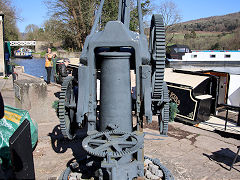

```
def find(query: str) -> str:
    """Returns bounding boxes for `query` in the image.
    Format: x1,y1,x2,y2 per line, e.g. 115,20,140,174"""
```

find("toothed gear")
159,82,170,135
58,76,77,140
150,15,170,135
82,131,143,158
149,14,166,99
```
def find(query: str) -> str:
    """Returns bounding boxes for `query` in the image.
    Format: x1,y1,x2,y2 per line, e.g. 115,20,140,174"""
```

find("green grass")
32,51,46,58
10,62,19,66
167,31,236,50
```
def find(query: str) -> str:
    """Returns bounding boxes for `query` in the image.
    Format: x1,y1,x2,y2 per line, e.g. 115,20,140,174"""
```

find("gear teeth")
161,82,170,135
58,76,76,140
82,131,142,158
150,14,166,99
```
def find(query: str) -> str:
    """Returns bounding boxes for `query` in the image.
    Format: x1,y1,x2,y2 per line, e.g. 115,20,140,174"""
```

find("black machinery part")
159,82,170,135
58,156,174,180
58,76,77,140
144,156,174,180
150,14,169,135
149,14,166,100
82,130,143,158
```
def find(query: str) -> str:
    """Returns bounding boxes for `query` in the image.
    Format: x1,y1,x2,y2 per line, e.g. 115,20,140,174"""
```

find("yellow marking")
3,110,22,124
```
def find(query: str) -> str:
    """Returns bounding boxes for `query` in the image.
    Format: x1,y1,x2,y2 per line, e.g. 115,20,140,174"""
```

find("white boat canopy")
164,68,209,88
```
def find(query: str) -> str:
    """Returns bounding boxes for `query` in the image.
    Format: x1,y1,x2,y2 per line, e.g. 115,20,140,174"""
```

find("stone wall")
13,73,49,124
14,77,47,111
57,50,80,58
35,41,51,53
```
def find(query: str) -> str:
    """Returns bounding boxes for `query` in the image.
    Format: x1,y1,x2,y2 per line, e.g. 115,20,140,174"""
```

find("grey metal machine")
58,0,171,179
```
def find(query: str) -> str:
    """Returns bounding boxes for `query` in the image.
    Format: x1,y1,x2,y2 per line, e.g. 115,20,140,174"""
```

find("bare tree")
155,0,182,45
45,0,98,50
24,24,40,40
44,0,152,50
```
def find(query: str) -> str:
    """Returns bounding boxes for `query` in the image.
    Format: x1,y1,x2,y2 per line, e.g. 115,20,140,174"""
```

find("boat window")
191,55,197,58
210,54,216,58
174,48,186,53
178,48,186,53
224,54,231,58
186,48,190,53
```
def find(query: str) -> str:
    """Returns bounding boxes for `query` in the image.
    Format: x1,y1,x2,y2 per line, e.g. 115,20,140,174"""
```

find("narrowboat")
14,47,33,58
166,44,240,66
164,68,240,124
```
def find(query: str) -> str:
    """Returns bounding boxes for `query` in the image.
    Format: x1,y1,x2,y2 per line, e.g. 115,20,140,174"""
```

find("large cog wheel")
159,82,170,135
58,76,77,140
149,14,166,99
82,131,143,158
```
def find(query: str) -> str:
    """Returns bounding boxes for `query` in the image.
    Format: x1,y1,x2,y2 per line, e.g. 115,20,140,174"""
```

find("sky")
15,0,48,33
15,0,240,33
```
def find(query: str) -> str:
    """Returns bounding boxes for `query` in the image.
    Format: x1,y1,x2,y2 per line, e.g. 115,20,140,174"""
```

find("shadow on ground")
214,129,240,140
54,92,61,99
48,125,87,160
48,125,104,179
203,148,240,172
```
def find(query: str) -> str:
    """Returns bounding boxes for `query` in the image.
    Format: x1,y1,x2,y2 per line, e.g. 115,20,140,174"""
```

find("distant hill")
169,12,240,32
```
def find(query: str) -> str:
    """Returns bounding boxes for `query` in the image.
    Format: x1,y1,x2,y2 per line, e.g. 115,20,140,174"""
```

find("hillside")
169,12,240,32
165,12,240,50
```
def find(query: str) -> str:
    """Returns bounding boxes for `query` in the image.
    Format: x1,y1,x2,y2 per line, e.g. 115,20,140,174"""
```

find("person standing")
45,48,55,84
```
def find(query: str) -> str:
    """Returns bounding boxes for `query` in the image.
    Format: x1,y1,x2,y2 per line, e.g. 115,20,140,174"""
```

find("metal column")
99,52,132,132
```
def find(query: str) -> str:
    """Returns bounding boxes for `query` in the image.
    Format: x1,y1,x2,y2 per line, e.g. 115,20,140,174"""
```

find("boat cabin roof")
164,68,209,88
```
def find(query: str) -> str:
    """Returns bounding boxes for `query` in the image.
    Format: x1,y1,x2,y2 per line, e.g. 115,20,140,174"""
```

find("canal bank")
0,73,239,179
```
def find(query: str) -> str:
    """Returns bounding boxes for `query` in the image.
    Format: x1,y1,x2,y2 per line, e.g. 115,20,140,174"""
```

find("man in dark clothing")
58,58,70,84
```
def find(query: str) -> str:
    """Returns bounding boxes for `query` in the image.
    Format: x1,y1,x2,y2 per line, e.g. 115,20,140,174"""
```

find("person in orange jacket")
45,48,56,84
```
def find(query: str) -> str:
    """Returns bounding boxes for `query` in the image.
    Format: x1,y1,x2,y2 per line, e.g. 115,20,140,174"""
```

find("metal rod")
237,110,240,126
225,108,229,131
137,0,144,34
117,0,123,21
117,0,130,29
230,147,240,170
90,0,105,36
124,0,130,29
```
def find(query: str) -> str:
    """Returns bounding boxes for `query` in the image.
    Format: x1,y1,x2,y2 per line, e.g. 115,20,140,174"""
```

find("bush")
169,102,179,122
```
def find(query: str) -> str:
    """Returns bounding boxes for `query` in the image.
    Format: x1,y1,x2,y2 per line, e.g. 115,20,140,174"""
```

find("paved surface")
1,75,239,180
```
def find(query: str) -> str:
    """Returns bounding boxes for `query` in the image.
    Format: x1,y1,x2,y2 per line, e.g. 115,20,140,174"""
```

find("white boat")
167,50,240,66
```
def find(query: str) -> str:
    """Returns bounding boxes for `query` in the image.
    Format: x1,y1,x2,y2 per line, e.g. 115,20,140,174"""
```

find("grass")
10,62,19,66
167,30,236,50
32,51,46,58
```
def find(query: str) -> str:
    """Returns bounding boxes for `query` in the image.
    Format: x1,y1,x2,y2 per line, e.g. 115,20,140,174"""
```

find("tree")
45,0,99,50
24,24,40,40
130,0,152,31
155,0,182,45
210,42,220,50
0,0,20,41
45,0,152,50
184,30,196,39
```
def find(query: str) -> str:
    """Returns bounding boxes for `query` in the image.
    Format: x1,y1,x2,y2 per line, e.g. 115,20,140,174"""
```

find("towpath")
0,74,239,179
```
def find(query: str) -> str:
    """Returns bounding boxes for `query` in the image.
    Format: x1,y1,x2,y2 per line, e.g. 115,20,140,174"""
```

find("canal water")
11,58,240,80
11,57,55,82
